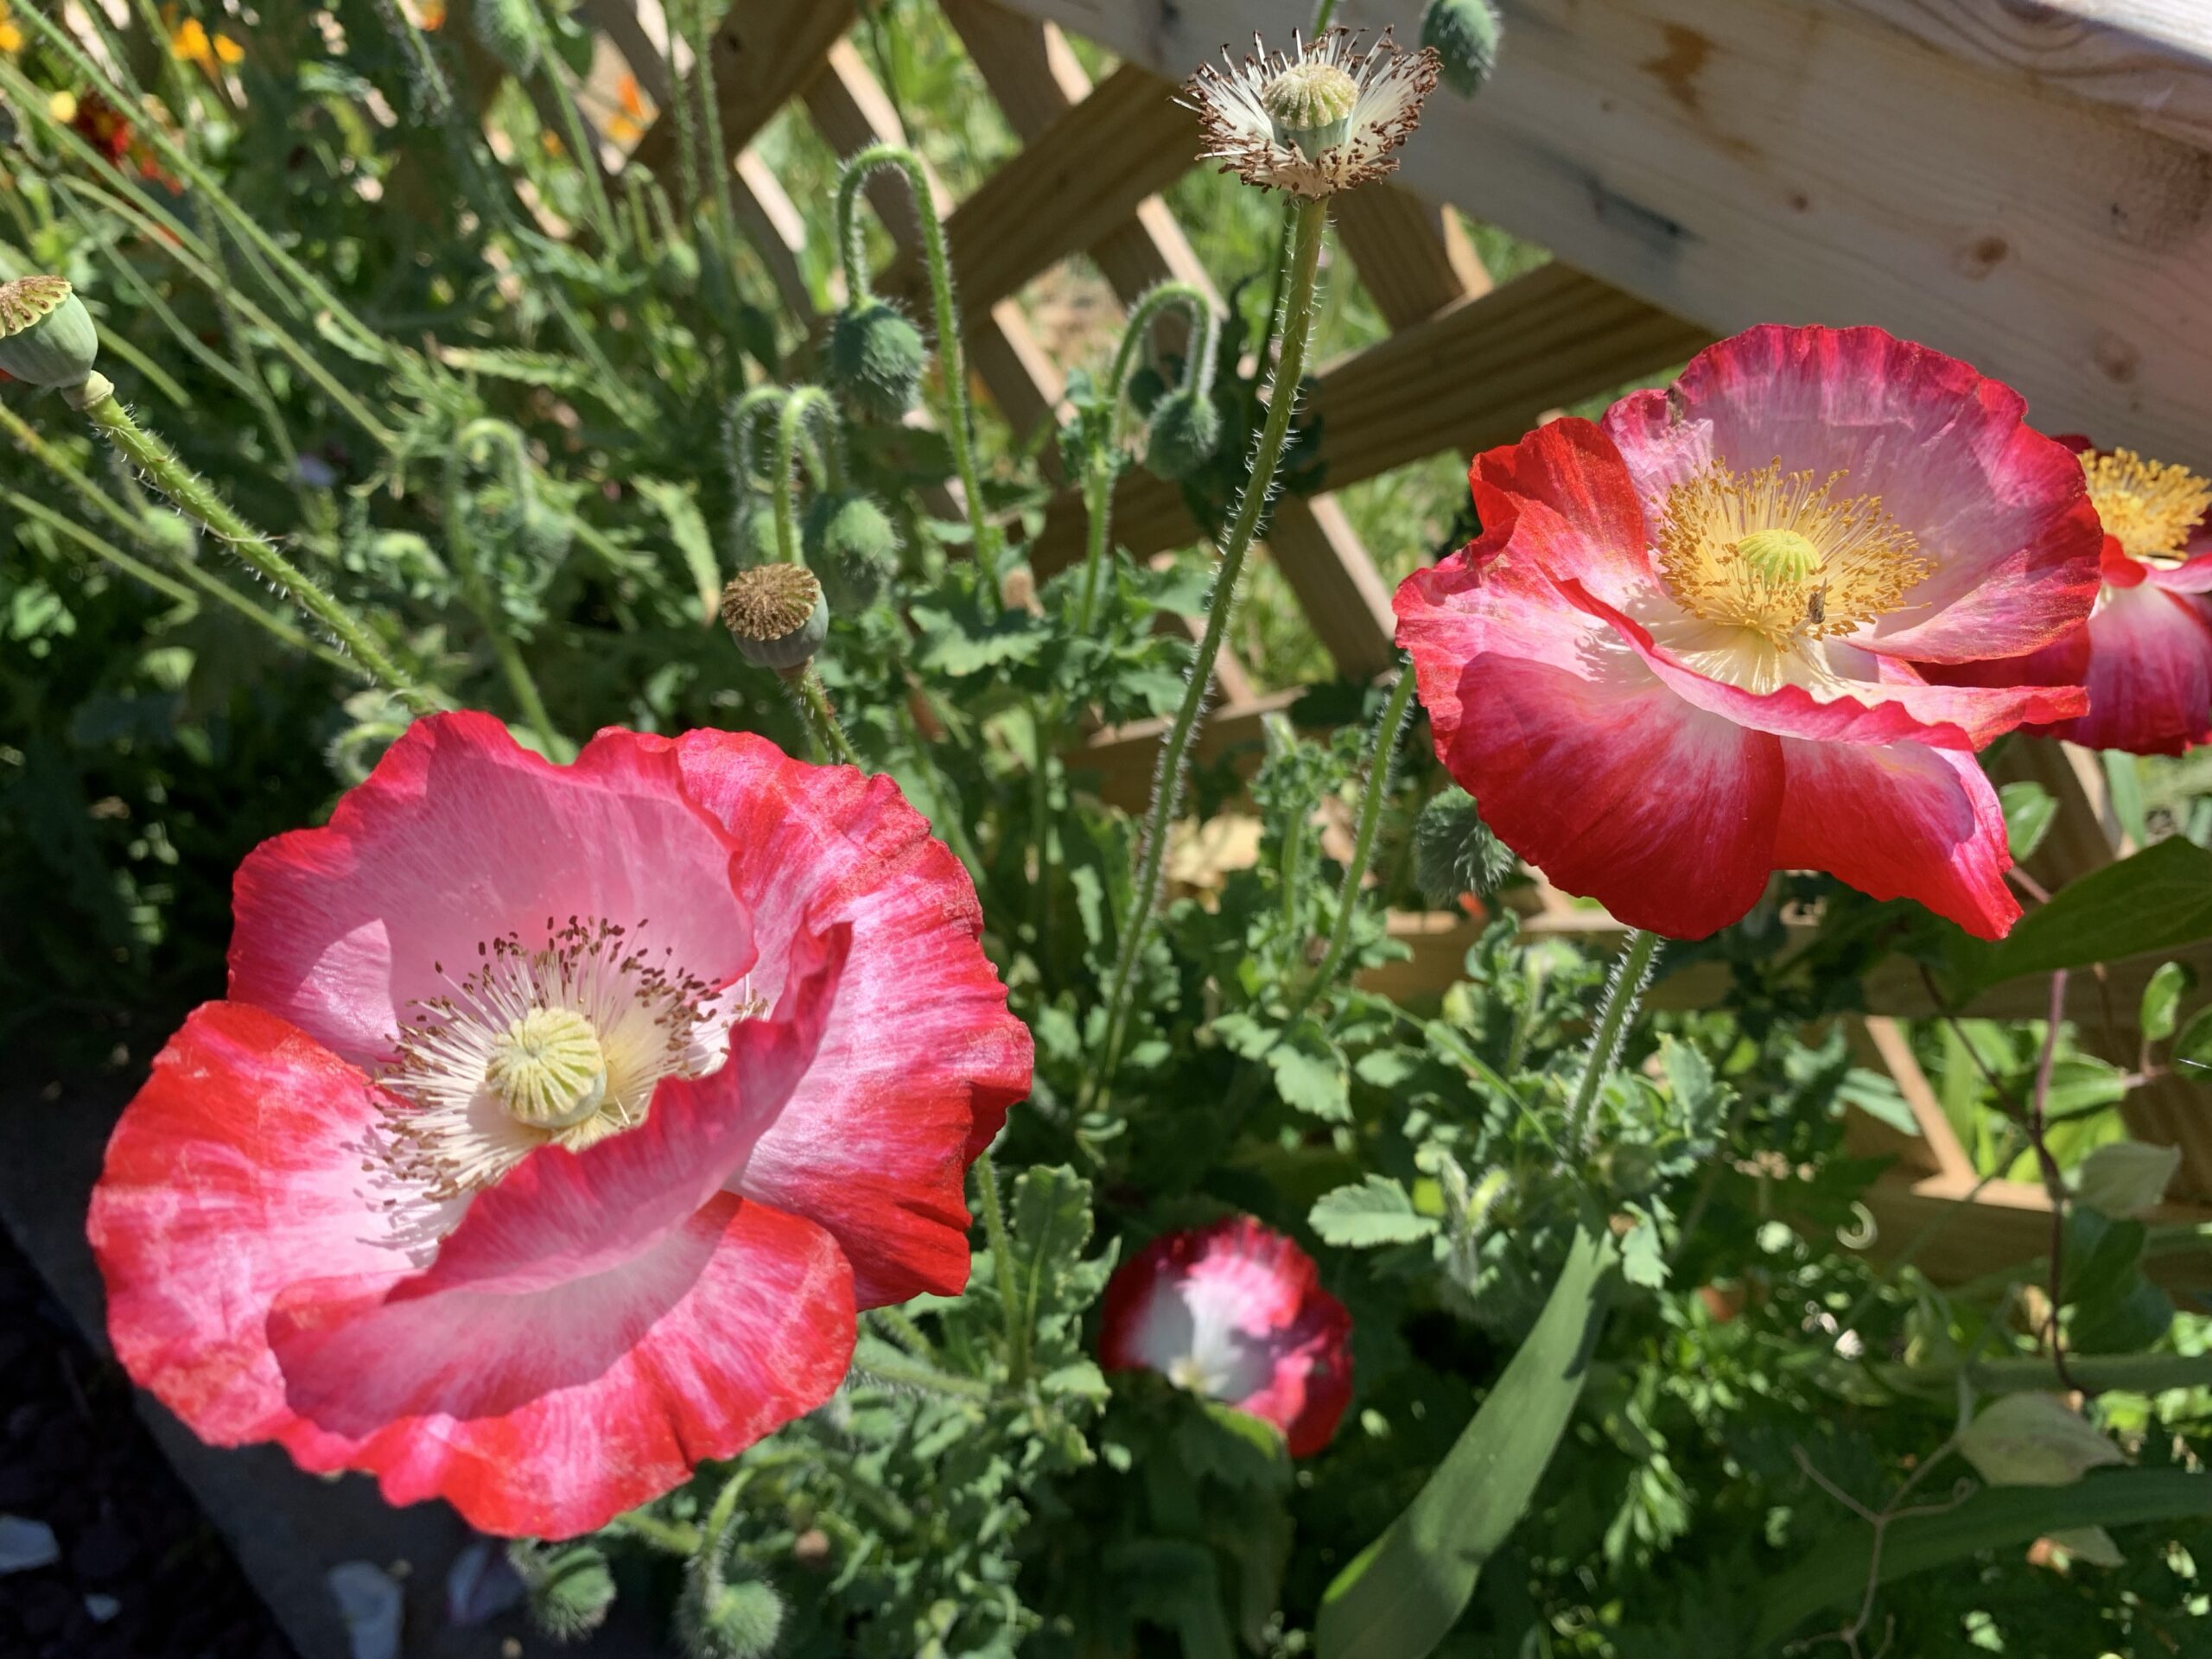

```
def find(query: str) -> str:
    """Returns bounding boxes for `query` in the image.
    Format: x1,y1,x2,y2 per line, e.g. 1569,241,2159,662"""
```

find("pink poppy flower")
88,713,1031,1538
1924,440,2212,755
1394,325,2103,941
1097,1217,1351,1457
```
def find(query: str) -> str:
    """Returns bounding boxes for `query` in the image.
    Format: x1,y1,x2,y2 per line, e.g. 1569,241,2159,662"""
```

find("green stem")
972,1153,1027,1386
1074,457,1117,632
444,422,565,755
771,387,836,567
835,145,995,600
792,667,864,768
70,374,436,713
1030,700,1052,953
611,1510,703,1556
1288,670,1421,1007
854,1351,994,1402
1086,195,1328,1109
1565,928,1663,1154
676,0,741,278
529,1,620,245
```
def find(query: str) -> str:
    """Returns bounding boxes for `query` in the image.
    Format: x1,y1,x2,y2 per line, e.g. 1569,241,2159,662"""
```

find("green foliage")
4,8,2209,1657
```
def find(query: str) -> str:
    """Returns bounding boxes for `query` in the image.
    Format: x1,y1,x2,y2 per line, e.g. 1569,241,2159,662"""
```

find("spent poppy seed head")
0,274,99,388
721,562,829,673
1181,29,1439,200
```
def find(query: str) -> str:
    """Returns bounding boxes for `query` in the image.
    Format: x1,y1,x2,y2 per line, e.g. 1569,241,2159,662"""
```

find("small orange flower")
417,0,447,29
605,73,652,146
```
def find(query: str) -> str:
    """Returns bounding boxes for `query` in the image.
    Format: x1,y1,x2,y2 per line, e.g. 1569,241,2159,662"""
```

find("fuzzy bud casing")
1144,390,1222,482
721,563,830,672
802,490,900,609
677,1575,785,1659
825,299,925,422
507,1542,616,1643
471,0,541,78
0,276,99,389
1421,0,1503,97
728,498,785,569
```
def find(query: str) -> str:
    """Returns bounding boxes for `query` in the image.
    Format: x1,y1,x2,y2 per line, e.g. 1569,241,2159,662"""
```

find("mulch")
0,1226,296,1659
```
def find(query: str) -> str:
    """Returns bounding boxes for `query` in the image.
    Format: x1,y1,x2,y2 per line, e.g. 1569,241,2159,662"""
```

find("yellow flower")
168,14,245,71
47,89,77,124
0,0,22,57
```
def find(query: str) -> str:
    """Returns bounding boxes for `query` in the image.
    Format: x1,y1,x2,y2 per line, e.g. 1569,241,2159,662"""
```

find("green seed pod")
470,0,540,79
728,497,785,569
1421,0,1503,98
1261,60,1358,156
656,238,702,297
721,562,829,673
677,1573,785,1659
0,275,99,389
1143,390,1222,482
802,490,900,609
1414,785,1516,906
507,1541,616,1643
825,298,925,423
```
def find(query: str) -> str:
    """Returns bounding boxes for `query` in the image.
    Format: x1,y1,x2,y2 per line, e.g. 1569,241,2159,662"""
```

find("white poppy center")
1141,1280,1274,1404
367,917,760,1247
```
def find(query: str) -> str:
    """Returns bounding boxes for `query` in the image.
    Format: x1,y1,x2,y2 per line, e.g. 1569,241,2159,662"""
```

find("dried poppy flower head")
1181,28,1440,200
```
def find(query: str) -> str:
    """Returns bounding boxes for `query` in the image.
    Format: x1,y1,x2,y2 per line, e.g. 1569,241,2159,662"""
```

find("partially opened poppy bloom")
1395,325,2104,940
1097,1217,1351,1456
89,713,1030,1538
1926,441,2212,755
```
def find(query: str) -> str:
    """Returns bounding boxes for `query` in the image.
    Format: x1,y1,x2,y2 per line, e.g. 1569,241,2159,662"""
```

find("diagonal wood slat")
626,0,854,181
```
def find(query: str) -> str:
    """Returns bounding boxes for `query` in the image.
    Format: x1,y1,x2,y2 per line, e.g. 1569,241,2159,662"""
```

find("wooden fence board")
626,0,851,179
1002,0,2212,468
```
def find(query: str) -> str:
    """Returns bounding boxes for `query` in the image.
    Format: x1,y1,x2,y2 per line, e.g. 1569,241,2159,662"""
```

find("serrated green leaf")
632,477,721,626
1619,1213,1668,1287
436,344,592,391
1309,1176,1440,1248
1270,1023,1350,1121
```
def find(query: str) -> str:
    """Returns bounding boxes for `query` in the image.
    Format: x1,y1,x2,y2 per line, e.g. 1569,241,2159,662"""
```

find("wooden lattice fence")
526,0,2211,1286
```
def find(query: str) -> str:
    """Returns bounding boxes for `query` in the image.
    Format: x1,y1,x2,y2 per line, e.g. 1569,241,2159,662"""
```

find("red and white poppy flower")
1097,1217,1351,1457
1927,440,2212,755
1395,325,2103,941
89,713,1031,1539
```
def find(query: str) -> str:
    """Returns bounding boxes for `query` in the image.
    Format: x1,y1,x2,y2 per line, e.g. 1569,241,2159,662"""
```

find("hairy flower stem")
1302,664,1419,1001
1077,282,1217,629
69,376,436,714
772,388,837,567
1086,195,1328,1111
854,1351,994,1402
834,146,997,602
1566,927,1664,1154
971,1152,1028,1386
527,1,621,246
792,668,863,769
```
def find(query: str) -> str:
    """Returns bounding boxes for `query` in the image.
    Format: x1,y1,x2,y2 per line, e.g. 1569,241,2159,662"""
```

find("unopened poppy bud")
0,275,99,389
1144,389,1222,481
1414,784,1516,906
802,490,900,608
2074,1141,2180,1218
721,562,829,672
1125,363,1170,419
677,1573,785,1659
825,298,925,422
1421,0,1503,97
507,1541,615,1643
727,497,784,569
1959,1394,2126,1488
471,0,540,78
1262,60,1359,156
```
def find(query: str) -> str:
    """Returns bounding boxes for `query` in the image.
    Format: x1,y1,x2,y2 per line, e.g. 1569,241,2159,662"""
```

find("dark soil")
0,1226,296,1659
